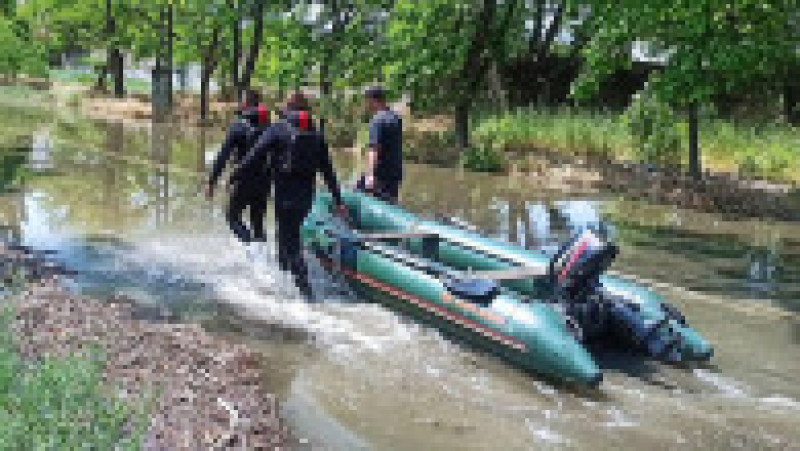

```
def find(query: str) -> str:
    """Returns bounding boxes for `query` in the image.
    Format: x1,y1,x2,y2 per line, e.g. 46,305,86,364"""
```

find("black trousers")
276,201,313,298
226,182,269,243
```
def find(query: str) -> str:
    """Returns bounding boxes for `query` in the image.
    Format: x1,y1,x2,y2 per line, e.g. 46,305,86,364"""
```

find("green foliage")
624,88,682,166
473,107,799,182
474,107,627,158
251,1,391,92
576,0,798,108
461,144,507,173
0,16,47,78
385,0,522,113
0,308,149,450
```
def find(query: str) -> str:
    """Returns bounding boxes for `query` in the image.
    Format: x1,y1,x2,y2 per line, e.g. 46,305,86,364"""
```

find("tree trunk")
95,64,107,91
178,66,187,92
239,0,265,93
688,102,701,177
320,60,331,97
488,59,507,112
454,0,496,150
231,0,241,100
200,62,211,125
455,101,471,150
199,25,222,126
318,58,332,132
111,49,124,98
106,0,123,98
786,77,799,126
166,3,173,108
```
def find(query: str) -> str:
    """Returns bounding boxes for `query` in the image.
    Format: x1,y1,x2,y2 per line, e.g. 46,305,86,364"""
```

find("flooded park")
2,91,798,449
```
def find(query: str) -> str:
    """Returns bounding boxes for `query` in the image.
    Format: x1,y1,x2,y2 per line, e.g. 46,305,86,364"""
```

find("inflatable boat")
301,190,713,387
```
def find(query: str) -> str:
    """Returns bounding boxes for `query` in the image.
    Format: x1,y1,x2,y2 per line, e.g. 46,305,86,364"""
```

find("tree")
174,0,230,124
575,0,799,176
385,0,522,149
18,0,134,94
495,1,597,107
0,15,47,79
235,0,269,98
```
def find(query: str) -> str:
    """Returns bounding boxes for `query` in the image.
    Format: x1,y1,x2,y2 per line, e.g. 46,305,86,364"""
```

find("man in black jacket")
205,90,272,245
359,86,403,203
233,92,347,300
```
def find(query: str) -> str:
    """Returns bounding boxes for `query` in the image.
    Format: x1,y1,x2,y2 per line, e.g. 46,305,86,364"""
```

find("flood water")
2,90,799,450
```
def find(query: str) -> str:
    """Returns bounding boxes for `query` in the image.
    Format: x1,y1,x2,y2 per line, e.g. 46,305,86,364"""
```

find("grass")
472,107,800,183
0,307,149,450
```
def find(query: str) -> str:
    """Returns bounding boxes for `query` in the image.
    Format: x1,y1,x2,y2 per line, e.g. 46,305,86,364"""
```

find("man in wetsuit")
233,92,348,300
205,89,272,246
358,86,403,203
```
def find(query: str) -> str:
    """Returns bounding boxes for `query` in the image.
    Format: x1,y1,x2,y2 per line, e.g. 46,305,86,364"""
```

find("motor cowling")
549,228,618,301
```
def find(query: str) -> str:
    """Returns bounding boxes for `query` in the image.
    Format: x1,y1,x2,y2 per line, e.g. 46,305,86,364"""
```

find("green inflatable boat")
301,190,713,388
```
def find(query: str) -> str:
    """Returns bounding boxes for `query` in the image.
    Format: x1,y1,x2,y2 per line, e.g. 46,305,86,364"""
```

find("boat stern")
493,297,602,388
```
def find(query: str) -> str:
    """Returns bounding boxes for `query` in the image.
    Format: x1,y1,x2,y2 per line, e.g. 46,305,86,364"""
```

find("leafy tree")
574,0,800,175
385,0,522,149
174,0,231,123
0,15,47,79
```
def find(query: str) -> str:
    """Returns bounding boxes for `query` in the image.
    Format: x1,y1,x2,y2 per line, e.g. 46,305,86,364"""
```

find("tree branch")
239,0,266,90
537,1,565,61
459,0,497,99
528,0,545,55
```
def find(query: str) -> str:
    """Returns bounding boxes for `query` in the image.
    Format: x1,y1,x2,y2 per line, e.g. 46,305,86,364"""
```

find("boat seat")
356,232,440,260
355,232,439,241
468,266,547,280
443,277,499,306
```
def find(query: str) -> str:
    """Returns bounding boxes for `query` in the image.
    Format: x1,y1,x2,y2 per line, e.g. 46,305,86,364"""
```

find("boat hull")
301,190,713,387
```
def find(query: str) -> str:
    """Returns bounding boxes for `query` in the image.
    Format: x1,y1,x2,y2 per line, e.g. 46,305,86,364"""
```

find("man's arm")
318,137,344,206
365,118,382,188
207,123,244,192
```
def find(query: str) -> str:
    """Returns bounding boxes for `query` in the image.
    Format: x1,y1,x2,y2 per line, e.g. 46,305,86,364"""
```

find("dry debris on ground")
3,244,292,450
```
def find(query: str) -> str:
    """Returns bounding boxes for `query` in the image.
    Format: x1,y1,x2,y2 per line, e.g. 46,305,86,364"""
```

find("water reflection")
31,128,54,172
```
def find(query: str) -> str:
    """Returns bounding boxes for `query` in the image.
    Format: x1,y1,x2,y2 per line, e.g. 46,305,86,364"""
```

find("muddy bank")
509,148,800,222
404,140,800,222
0,77,52,90
2,244,292,449
81,93,240,126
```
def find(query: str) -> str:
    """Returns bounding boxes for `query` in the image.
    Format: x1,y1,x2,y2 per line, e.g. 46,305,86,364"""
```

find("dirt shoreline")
2,243,294,449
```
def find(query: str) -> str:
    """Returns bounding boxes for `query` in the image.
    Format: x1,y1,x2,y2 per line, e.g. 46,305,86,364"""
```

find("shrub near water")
473,107,799,183
473,107,631,161
0,309,147,450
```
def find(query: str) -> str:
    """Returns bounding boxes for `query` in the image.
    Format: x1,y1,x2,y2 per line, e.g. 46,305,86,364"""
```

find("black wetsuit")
234,110,343,299
208,109,270,243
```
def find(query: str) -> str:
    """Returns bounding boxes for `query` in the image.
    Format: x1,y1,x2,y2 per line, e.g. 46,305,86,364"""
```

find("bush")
623,89,682,167
404,130,459,165
0,309,149,450
471,105,798,183
461,144,506,173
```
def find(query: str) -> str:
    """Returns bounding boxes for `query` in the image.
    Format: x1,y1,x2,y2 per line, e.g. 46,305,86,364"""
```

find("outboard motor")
546,228,618,341
549,227,618,301
548,228,686,362
606,300,684,362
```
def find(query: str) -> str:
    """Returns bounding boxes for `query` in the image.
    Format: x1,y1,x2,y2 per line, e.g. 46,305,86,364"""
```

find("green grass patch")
473,107,800,183
0,308,150,450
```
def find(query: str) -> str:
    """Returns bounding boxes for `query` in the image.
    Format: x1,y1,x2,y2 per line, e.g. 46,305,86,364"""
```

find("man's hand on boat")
335,203,350,222
363,174,375,191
